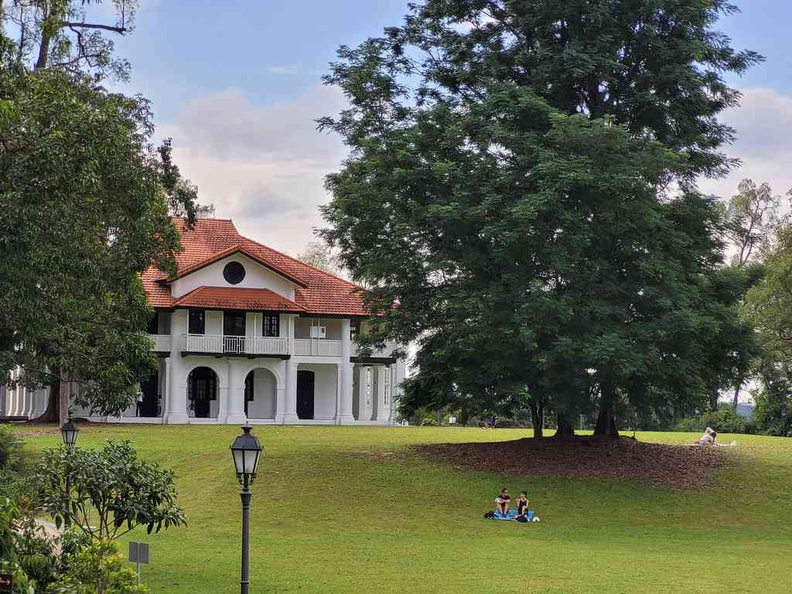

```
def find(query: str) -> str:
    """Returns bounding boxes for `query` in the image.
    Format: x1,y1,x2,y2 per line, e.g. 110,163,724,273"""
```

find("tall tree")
4,0,136,79
745,221,792,436
0,4,201,421
297,240,345,277
724,179,781,267
320,1,758,435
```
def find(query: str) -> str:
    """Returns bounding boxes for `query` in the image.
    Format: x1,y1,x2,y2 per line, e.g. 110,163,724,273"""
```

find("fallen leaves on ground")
415,436,726,489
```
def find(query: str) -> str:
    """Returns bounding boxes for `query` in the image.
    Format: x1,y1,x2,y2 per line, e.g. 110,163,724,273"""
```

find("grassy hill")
16,426,792,593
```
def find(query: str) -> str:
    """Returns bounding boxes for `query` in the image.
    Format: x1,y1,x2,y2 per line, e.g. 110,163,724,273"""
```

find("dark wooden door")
190,367,215,418
140,370,159,417
296,370,315,420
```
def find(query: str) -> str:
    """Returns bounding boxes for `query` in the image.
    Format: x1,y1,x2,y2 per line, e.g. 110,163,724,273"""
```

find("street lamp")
60,418,79,448
230,423,263,594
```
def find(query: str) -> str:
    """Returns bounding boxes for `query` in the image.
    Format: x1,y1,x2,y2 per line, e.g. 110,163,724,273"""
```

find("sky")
106,0,792,256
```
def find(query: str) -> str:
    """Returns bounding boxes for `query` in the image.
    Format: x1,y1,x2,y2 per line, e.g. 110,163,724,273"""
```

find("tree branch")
60,21,127,34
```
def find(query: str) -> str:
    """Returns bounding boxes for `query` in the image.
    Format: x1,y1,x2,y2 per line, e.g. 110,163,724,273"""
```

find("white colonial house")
1,218,406,425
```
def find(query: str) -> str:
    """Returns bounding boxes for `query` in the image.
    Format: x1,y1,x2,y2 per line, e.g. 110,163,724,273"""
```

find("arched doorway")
297,370,315,420
139,370,160,417
187,367,218,418
244,368,277,420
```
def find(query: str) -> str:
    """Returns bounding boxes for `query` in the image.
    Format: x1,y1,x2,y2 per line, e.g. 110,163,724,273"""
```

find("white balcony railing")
149,334,172,352
293,339,343,357
182,334,289,356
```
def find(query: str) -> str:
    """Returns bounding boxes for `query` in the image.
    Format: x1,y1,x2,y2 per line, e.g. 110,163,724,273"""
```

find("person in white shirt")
698,427,716,445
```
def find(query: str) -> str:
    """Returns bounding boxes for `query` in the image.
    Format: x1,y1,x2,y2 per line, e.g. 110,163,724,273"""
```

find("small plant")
47,541,148,594
0,426,23,471
33,440,187,541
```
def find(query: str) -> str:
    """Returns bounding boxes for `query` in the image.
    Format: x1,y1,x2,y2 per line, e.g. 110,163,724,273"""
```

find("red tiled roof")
142,218,369,316
173,286,306,312
168,244,308,288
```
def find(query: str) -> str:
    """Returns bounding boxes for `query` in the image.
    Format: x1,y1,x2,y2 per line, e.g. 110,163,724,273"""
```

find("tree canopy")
0,1,201,418
320,0,760,435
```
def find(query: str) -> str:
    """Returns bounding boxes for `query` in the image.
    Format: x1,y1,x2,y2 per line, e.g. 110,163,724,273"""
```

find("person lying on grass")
516,491,530,520
495,488,510,514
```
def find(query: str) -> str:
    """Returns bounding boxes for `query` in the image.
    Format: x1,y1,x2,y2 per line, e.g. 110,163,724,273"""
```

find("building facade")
2,218,406,425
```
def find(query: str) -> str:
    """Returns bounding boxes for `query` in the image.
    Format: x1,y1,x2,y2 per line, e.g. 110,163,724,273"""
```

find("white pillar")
283,359,299,424
375,366,388,422
164,357,188,424
337,319,355,424
226,360,247,425
392,359,406,425
274,360,287,423
387,364,397,424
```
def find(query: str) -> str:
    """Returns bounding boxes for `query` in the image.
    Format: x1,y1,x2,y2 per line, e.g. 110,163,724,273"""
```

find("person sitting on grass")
495,488,510,515
515,491,530,521
697,427,716,445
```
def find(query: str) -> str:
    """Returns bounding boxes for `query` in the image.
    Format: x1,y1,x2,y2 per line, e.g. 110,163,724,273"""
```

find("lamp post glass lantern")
60,419,79,448
230,424,263,594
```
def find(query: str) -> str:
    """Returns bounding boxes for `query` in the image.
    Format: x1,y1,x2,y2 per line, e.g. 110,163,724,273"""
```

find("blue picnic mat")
489,509,535,521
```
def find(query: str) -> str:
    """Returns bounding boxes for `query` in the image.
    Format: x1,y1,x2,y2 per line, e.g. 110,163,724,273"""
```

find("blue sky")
108,0,792,254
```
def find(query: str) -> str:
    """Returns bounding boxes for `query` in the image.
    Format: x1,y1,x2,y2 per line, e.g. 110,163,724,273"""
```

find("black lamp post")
230,423,263,594
60,419,79,449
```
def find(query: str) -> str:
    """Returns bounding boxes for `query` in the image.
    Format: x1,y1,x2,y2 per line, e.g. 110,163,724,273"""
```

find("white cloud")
698,87,792,203
162,85,348,255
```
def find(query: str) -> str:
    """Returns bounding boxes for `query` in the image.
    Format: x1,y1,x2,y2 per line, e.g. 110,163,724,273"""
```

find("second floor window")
262,314,279,337
147,312,159,334
189,309,205,335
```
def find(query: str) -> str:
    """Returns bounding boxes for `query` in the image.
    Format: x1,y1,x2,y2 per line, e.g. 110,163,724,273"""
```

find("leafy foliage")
33,441,186,541
47,540,148,594
0,21,203,415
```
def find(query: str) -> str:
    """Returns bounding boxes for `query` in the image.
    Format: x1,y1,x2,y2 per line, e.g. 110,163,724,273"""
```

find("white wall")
295,318,343,340
171,253,297,300
246,368,277,419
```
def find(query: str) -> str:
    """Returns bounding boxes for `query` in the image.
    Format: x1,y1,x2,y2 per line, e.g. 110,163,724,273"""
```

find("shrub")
0,426,23,471
674,408,756,434
33,440,186,540
47,541,148,594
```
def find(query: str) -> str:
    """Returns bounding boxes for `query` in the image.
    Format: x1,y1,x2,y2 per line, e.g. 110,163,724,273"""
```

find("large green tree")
0,2,200,420
320,0,758,436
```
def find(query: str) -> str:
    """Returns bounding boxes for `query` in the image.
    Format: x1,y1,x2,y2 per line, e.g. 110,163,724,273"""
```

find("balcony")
182,334,290,356
293,339,342,357
149,334,172,352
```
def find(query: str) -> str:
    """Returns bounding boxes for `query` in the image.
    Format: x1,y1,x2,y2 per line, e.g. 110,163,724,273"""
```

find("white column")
387,364,397,424
393,359,406,425
225,360,247,425
283,359,299,423
375,366,388,422
337,319,355,424
164,357,188,424
274,360,287,423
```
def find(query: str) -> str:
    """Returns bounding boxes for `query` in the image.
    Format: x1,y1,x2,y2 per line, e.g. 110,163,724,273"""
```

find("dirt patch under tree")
415,436,726,489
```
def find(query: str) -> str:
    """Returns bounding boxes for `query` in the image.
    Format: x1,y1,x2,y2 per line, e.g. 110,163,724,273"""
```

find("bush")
47,541,148,594
674,408,756,434
0,426,23,471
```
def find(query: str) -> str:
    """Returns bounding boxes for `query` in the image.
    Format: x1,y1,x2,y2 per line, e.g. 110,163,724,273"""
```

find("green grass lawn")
15,426,792,593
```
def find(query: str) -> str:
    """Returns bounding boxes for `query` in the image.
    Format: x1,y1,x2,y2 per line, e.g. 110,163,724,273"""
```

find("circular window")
223,261,246,285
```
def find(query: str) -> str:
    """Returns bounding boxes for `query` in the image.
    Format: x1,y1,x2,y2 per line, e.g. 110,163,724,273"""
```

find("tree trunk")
33,369,61,423
59,373,70,426
554,412,575,438
732,380,742,407
594,382,619,438
709,388,719,412
529,402,544,439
